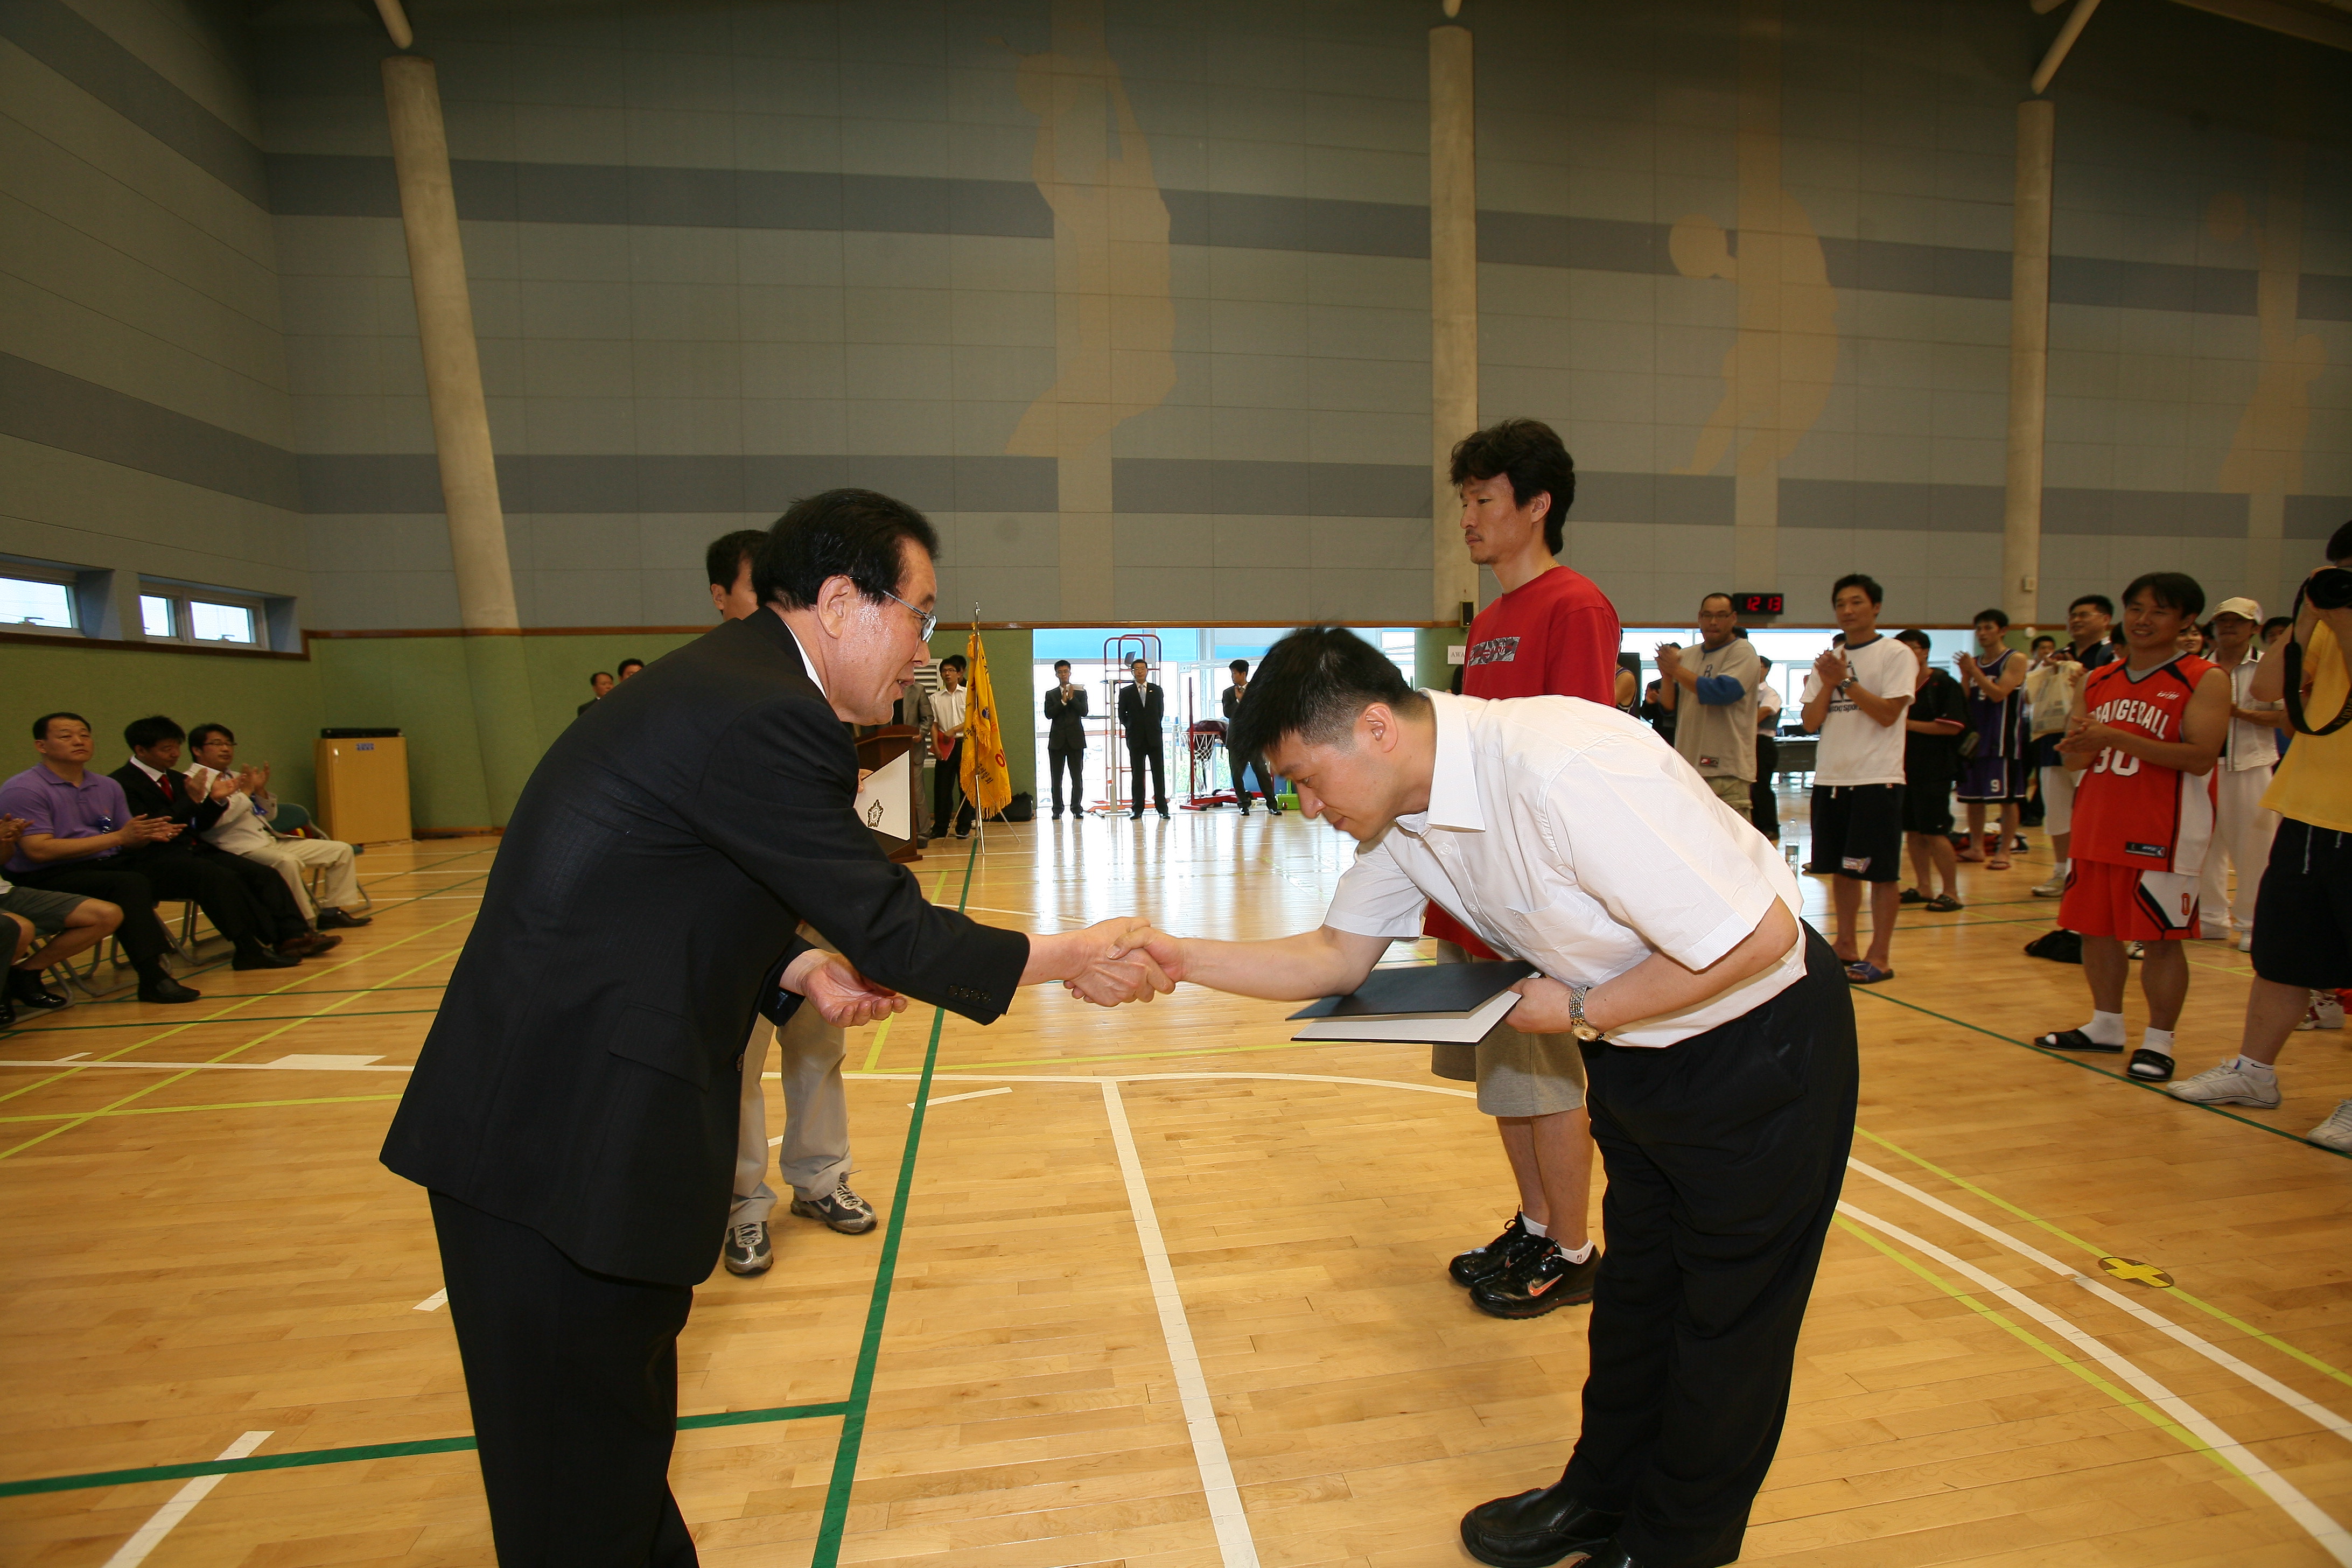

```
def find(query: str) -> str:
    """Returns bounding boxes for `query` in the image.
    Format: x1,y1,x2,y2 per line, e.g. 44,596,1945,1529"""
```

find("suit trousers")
1750,736,1780,841
431,1190,698,1568
1125,738,1166,813
930,741,975,838
1562,926,1858,1568
24,847,277,954
2198,766,2279,936
6,865,173,969
1231,752,1277,810
731,993,850,1219
1047,745,1085,815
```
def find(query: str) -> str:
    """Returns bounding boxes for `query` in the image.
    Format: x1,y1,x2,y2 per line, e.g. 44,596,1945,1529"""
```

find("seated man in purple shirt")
2,712,292,1001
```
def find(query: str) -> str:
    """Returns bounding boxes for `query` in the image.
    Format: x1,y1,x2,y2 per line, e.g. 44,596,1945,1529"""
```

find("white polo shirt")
1322,692,1807,1048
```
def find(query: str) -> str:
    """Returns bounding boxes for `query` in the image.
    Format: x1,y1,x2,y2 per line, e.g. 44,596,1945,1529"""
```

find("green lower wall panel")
927,627,1036,801
0,642,326,807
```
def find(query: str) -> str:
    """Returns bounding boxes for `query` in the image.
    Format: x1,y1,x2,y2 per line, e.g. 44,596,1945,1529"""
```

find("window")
1,573,77,633
139,582,269,650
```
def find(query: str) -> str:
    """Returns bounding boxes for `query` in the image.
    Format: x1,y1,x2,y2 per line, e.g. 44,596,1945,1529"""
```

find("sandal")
1845,960,1894,984
1989,858,2012,870
2036,1028,2123,1054
2127,1048,2175,1082
1899,888,1926,905
1924,893,1964,912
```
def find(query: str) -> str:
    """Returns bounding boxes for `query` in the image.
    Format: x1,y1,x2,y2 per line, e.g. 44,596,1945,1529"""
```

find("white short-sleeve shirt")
1798,634,1915,787
1321,692,1808,1048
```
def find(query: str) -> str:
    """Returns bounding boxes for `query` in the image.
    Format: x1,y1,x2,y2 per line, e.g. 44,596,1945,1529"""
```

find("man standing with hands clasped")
1656,593,1761,822
1800,575,1915,984
1118,656,1169,818
1135,627,1856,1568
1045,658,1089,819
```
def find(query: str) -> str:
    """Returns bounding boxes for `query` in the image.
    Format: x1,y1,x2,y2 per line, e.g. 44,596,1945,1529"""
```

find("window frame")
0,562,83,637
138,580,272,652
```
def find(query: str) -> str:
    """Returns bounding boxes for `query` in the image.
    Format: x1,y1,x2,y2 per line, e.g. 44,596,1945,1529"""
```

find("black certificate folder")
1288,960,1536,1044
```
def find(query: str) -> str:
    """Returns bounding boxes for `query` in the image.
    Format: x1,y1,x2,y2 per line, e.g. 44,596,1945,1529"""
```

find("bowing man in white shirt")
1129,627,1857,1568
184,725,372,930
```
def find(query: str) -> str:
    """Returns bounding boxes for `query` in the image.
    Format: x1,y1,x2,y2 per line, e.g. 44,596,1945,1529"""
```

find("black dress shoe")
0,994,13,1028
1471,1241,1601,1319
137,974,202,1003
233,945,302,970
1450,1212,1544,1287
316,908,372,929
1572,1544,1643,1568
1460,1475,1623,1568
7,968,70,1009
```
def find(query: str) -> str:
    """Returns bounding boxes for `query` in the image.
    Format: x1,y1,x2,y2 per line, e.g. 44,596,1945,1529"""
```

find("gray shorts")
1429,941,1587,1116
0,884,87,939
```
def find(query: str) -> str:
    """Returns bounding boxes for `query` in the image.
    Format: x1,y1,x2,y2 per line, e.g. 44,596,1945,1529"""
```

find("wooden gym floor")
3,792,2350,1567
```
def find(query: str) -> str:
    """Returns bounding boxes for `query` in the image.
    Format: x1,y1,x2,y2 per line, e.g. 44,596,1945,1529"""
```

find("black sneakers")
1471,1241,1602,1319
1450,1213,1546,1287
722,1220,772,1276
790,1180,878,1234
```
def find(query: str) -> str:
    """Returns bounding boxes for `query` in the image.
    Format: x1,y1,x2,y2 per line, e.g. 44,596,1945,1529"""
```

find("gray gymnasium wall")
2,0,2347,635
2,0,304,638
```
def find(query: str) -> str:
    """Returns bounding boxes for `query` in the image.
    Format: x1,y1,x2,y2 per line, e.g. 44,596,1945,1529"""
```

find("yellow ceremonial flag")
959,629,1013,816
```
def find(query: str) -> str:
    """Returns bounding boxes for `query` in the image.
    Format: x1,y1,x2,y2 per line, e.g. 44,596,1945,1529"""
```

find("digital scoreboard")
1732,591,1784,617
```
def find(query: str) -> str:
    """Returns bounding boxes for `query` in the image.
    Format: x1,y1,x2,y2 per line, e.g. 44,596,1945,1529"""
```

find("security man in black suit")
380,489,1170,1566
106,715,313,968
1115,656,1168,818
1043,657,1088,817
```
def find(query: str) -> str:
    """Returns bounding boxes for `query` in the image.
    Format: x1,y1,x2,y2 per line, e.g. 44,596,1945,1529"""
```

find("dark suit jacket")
381,611,1030,1285
110,762,226,848
1044,684,1088,750
1117,682,1163,745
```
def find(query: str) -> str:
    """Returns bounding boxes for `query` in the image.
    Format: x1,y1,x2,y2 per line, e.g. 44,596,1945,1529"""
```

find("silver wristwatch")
1569,984,1604,1043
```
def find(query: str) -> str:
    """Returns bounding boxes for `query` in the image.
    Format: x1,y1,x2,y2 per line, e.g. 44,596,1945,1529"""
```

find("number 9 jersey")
2071,653,2219,876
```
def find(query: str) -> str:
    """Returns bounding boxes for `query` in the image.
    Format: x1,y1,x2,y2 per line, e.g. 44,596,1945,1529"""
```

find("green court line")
0,1401,849,1500
0,1092,404,1123
1833,1216,2235,1474
1847,986,2350,1159
809,837,981,1568
1853,1123,2352,1391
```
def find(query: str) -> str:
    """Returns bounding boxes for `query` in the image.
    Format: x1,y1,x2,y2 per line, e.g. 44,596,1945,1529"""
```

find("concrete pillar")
2002,99,2054,629
382,54,540,822
1429,23,1479,626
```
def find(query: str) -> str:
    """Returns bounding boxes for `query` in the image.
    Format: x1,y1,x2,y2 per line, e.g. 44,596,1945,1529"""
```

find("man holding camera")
2174,522,2352,1144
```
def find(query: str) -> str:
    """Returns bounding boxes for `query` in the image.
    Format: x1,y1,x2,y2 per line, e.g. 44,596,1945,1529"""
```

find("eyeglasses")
877,587,937,641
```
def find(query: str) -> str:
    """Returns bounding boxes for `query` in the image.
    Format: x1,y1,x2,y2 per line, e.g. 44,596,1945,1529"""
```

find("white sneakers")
2170,1061,2283,1110
2300,992,2346,1032
2031,874,2065,899
2309,1102,2352,1152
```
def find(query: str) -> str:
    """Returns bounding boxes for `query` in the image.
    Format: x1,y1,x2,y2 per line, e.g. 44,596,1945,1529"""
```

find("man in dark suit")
107,715,316,967
1219,658,1281,816
1116,656,1168,818
1044,657,1088,818
380,489,1168,1566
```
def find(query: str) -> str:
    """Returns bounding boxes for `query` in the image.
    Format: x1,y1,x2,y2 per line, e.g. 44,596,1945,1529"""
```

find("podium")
315,733,412,843
855,726,923,864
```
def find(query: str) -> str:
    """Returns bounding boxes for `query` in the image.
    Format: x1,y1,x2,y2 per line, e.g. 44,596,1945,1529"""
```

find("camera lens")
2311,567,2352,611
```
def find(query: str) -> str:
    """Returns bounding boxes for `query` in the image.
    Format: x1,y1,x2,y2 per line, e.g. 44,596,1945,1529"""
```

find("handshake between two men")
778,916,1184,1027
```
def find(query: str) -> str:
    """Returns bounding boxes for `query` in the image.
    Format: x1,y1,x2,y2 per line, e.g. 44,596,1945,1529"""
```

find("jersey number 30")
2090,748,2141,778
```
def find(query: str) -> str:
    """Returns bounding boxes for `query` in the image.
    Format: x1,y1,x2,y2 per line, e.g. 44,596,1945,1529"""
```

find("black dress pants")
1125,738,1165,813
9,865,172,969
109,846,276,951
930,741,974,838
1751,735,1780,842
430,1191,698,1568
1563,926,1857,1568
1047,745,1084,815
197,844,309,941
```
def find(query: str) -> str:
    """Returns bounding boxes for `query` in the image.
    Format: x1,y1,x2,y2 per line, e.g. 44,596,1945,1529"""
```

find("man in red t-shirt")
1433,419,1622,1319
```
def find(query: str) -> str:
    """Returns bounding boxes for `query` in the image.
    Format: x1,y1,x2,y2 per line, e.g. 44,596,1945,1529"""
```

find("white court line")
414,1289,447,1312
1099,1081,1259,1568
102,1430,272,1568
1847,1156,2352,1448
908,1086,1012,1108
1839,1200,2352,1565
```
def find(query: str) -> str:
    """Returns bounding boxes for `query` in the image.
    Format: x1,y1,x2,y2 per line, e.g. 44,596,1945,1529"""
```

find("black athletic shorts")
2249,818,2351,990
1809,783,1905,883
1901,771,1955,837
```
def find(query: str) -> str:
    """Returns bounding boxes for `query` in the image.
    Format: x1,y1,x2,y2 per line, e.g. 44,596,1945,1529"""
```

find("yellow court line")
0,912,474,1107
0,1093,403,1124
858,1013,895,1073
0,940,467,1163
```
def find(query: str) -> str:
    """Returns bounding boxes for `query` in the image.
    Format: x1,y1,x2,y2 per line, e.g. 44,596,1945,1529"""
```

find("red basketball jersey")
2071,654,2218,875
